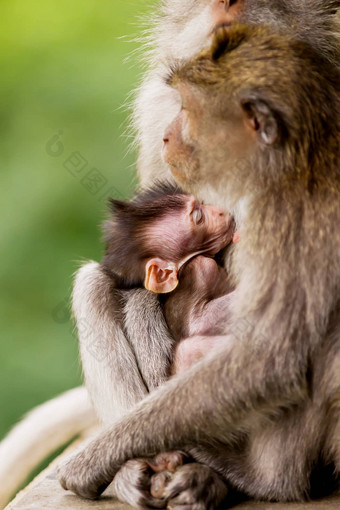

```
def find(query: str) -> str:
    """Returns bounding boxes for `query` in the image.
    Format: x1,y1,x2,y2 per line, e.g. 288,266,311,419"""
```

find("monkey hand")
112,452,228,509
112,452,187,508
112,459,167,508
153,463,229,509
57,438,186,503
57,445,114,500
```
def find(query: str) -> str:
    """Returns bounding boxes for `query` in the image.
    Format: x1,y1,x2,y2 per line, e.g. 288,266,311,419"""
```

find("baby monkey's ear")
144,259,179,294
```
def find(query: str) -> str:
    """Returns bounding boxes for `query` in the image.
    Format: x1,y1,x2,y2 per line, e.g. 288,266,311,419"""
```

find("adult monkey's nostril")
163,127,171,144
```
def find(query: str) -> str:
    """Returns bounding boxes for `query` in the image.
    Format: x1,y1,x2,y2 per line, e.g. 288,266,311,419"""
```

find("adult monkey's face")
162,80,257,209
162,24,319,209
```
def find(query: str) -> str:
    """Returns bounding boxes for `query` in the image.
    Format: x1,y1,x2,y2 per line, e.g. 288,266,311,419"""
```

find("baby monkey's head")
103,181,234,293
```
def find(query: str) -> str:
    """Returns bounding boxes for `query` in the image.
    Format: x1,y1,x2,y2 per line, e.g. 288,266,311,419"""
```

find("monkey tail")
0,386,97,508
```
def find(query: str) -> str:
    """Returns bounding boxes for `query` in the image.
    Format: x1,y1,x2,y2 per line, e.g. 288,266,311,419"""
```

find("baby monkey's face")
144,195,234,293
147,194,234,263
183,195,234,257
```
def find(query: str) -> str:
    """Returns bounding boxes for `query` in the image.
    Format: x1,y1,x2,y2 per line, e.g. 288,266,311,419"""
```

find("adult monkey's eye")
192,207,203,225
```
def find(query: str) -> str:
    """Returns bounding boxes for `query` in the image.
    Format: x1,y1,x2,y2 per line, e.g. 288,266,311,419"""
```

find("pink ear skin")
144,259,179,294
233,230,240,243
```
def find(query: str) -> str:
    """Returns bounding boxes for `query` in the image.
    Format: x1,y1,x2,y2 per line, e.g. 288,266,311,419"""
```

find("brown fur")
59,25,340,507
102,182,233,343
136,0,340,188
102,182,188,287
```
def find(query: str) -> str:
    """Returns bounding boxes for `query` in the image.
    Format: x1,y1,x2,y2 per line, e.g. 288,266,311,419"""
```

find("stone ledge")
6,465,340,510
5,440,340,510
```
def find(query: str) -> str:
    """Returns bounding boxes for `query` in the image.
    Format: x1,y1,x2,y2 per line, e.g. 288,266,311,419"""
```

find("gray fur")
72,262,174,424
122,289,175,391
60,22,340,508
67,2,340,508
134,0,340,190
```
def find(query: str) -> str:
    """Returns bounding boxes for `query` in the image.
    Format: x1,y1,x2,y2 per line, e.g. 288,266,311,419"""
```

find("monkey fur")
60,24,340,508
68,1,340,508
135,0,340,188
102,181,234,344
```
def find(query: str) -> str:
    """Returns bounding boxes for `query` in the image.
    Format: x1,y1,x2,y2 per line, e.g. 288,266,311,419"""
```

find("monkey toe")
148,451,188,473
164,463,228,510
113,459,167,509
150,471,173,499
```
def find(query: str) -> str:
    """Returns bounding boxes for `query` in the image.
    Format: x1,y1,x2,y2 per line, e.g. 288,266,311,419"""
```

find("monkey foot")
113,459,166,508
150,470,174,499
113,454,228,510
149,452,188,500
112,452,187,508
148,451,187,474
159,463,229,510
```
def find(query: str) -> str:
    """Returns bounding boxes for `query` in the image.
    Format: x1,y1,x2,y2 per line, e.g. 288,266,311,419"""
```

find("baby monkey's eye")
192,207,204,225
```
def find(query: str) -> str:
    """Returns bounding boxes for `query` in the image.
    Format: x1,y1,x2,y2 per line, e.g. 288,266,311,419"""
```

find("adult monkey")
135,0,340,187
1,1,339,506
75,0,340,425
68,0,340,505
59,23,340,509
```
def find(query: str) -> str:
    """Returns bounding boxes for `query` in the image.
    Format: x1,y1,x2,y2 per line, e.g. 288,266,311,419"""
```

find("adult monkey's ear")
144,259,179,294
241,97,279,146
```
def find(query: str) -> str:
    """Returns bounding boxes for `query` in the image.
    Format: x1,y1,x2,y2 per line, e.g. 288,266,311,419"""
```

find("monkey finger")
150,471,174,499
167,501,205,510
113,459,167,509
133,493,168,509
148,451,188,473
163,464,228,510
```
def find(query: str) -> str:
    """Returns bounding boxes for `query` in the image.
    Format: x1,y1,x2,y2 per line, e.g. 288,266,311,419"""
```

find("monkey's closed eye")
192,207,204,225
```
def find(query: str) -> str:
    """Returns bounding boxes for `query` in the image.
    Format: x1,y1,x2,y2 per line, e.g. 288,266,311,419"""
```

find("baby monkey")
102,181,235,354
102,182,235,500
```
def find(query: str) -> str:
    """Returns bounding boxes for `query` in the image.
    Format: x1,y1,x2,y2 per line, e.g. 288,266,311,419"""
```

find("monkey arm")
122,288,176,391
187,293,234,338
172,332,234,374
72,262,149,424
73,262,177,423
58,324,310,499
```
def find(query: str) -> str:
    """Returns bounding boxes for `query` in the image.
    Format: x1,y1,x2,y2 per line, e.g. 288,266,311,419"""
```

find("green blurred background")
0,0,154,440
